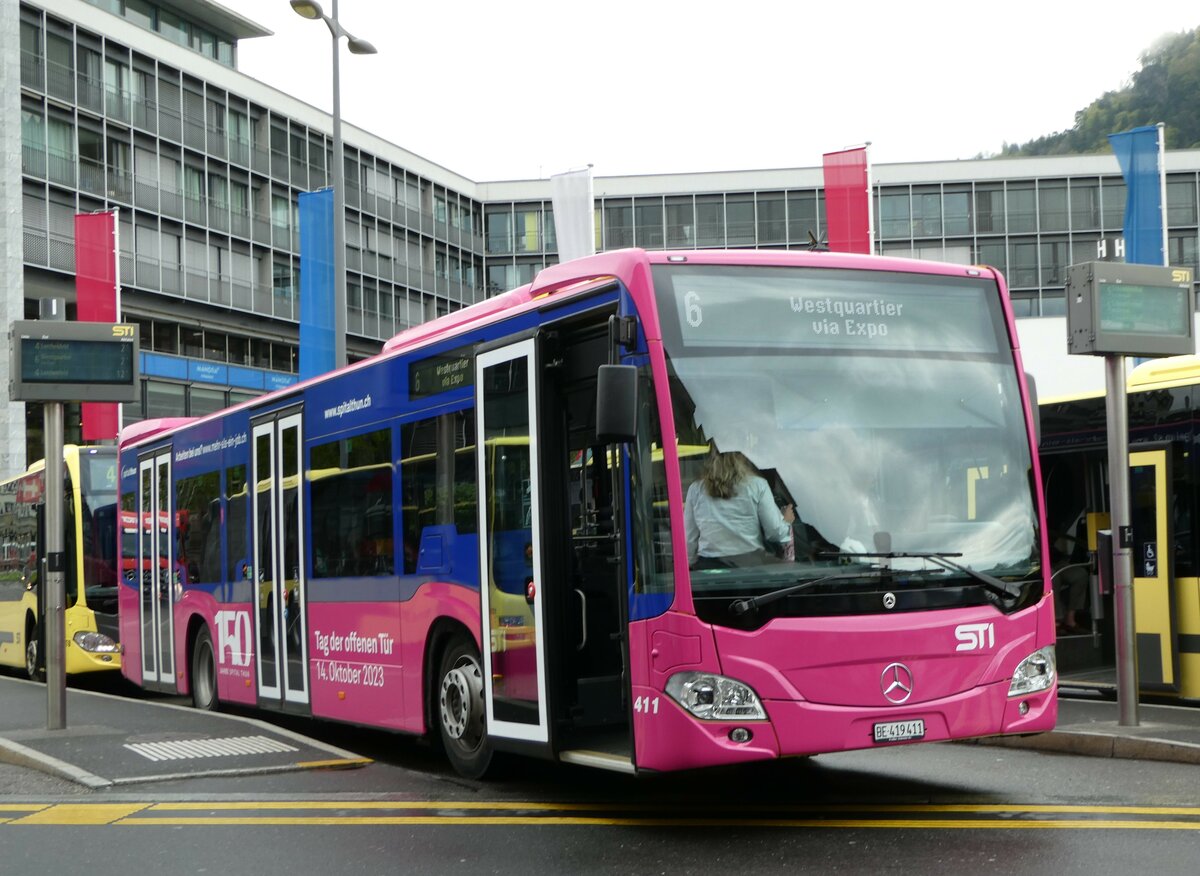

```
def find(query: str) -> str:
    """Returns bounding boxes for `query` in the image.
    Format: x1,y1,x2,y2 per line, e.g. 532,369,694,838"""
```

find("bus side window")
400,410,476,577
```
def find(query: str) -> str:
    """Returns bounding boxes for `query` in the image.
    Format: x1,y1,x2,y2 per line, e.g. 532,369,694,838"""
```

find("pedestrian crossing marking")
123,735,299,762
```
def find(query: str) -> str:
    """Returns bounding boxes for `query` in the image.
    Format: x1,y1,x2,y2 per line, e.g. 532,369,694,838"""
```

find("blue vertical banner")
299,188,335,379
1107,125,1164,266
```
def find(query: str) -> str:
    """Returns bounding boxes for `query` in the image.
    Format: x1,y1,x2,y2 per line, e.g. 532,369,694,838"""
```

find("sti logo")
215,610,252,667
954,622,995,652
111,324,136,337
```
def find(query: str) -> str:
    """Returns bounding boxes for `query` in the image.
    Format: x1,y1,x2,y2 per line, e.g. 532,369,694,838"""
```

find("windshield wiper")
831,551,1024,600
729,569,888,616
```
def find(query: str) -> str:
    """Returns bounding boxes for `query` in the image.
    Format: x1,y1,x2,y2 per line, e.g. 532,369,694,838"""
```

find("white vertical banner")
551,166,595,264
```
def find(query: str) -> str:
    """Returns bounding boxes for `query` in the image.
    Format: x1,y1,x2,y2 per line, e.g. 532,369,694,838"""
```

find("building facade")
9,0,1200,471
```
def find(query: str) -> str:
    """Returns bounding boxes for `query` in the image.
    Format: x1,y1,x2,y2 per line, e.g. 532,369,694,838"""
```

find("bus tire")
436,635,492,779
191,626,219,711
24,616,42,681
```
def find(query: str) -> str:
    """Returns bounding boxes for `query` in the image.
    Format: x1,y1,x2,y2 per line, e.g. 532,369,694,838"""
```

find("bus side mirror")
596,364,638,444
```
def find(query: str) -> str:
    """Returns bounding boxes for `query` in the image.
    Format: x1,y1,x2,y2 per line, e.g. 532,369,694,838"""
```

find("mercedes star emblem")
881,662,914,704
883,592,897,609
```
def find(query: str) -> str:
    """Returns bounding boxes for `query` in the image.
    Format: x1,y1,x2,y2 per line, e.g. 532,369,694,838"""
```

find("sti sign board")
1066,262,1195,358
9,321,140,402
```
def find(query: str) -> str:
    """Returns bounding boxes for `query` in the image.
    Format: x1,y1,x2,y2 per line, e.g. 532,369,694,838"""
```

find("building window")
694,196,723,247
911,189,941,238
1070,180,1101,231
486,209,511,254
757,194,786,244
635,199,664,248
725,196,754,246
604,201,633,249
146,380,185,417
1039,184,1068,233
944,190,970,236
1006,185,1036,234
879,192,910,239
665,198,693,248
1009,240,1038,288
1040,239,1069,286
1168,179,1197,226
975,186,1005,234
1101,181,1126,230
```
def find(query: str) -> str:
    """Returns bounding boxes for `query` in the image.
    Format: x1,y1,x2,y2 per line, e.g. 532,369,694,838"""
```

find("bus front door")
476,339,550,748
137,451,175,687
1130,447,1179,693
251,410,310,708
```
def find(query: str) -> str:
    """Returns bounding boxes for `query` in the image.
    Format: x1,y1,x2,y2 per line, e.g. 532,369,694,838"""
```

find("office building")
8,0,1200,471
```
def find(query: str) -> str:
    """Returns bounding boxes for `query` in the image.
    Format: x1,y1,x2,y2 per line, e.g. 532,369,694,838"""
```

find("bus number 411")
634,696,660,714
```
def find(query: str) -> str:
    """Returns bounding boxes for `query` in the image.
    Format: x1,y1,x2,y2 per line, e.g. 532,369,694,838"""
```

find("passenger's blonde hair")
700,450,753,500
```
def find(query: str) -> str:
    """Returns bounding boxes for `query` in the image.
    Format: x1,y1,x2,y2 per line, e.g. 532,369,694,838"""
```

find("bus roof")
1041,354,1200,405
381,248,1003,357
121,248,1006,452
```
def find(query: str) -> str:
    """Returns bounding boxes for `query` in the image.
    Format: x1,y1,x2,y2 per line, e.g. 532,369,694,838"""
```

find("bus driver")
684,449,796,569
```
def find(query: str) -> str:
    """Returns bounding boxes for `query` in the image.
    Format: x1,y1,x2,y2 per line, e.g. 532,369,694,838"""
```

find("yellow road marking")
13,804,149,825
293,758,373,769
6,801,1200,829
112,816,1200,830
144,801,1200,816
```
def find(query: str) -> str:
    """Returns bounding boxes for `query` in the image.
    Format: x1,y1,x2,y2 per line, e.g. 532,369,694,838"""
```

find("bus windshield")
653,263,1039,613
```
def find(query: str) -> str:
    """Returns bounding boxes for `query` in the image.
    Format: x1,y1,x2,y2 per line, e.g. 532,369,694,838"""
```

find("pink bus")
117,248,1056,777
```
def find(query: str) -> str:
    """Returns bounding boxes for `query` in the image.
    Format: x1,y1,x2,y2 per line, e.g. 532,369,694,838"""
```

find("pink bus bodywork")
119,248,1055,774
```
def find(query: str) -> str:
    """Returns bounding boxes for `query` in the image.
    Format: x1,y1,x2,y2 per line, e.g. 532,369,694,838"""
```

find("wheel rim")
439,654,484,749
25,633,37,678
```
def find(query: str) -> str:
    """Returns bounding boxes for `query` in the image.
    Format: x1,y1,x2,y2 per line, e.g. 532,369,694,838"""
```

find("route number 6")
684,291,703,328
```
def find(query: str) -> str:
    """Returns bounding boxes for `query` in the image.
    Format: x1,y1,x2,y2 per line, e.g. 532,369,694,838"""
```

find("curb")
978,730,1200,765
0,736,113,789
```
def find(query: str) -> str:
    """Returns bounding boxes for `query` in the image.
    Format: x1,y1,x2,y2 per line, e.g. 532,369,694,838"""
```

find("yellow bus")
1039,356,1200,699
0,445,122,678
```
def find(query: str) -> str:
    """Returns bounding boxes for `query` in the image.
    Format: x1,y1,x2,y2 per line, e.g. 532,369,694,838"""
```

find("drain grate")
124,734,299,762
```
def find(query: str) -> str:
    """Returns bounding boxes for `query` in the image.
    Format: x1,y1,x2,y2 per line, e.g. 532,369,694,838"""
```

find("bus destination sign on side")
9,321,140,402
409,346,474,399
1067,262,1195,357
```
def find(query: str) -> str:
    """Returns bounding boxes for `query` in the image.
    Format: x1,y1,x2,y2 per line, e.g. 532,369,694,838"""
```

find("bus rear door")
137,450,175,687
251,409,310,709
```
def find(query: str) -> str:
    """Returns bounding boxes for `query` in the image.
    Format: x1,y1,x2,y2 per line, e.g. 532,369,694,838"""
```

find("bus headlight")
1008,646,1056,697
73,631,119,653
665,672,766,720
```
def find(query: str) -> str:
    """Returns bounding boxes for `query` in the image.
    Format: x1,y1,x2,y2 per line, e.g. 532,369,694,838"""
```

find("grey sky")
235,0,1199,181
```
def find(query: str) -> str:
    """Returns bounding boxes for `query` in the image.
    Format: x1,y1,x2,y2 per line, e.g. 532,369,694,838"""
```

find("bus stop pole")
43,399,66,730
1105,353,1138,726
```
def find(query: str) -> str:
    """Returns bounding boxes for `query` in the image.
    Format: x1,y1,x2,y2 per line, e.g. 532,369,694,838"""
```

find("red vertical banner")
75,211,120,441
822,147,871,254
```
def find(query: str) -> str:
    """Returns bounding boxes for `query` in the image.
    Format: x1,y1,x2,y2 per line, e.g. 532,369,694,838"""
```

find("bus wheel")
24,618,41,681
437,636,492,778
191,627,219,711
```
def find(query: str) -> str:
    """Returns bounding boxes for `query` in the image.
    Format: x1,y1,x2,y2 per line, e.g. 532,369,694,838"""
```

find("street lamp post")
290,0,376,369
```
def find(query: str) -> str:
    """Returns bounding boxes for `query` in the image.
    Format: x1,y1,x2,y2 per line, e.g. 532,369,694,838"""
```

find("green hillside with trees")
996,26,1200,156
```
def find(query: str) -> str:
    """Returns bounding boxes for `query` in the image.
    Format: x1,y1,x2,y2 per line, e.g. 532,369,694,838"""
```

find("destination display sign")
9,321,140,402
1067,262,1195,357
654,266,1003,355
409,346,474,398
1099,283,1190,335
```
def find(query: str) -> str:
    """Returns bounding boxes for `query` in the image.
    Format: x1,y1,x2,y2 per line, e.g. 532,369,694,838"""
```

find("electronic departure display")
1067,262,1195,357
9,321,140,402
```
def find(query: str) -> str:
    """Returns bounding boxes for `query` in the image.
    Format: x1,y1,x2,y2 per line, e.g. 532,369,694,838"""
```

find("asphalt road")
4,713,1200,876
